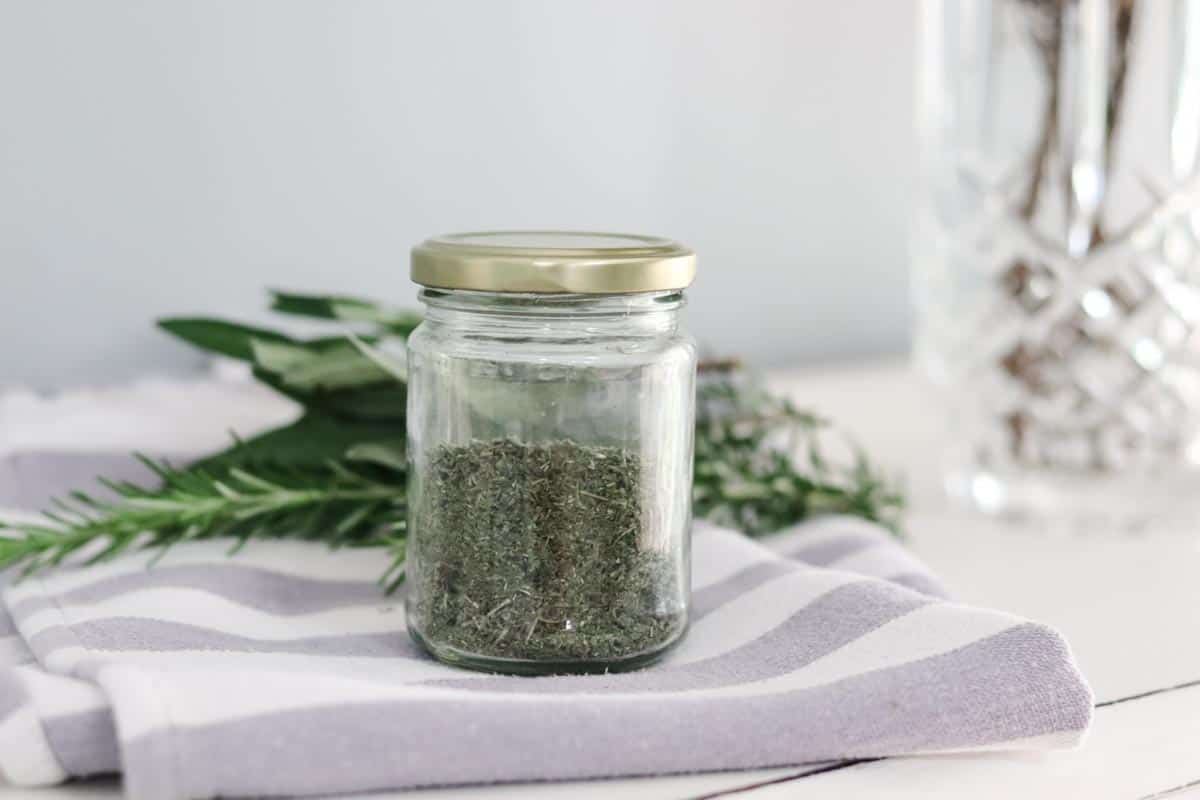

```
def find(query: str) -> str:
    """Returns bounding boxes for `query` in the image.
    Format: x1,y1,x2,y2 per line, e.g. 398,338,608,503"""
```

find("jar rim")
411,230,696,294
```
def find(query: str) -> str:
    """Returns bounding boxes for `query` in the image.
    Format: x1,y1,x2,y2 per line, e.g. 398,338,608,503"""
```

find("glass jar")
914,0,1200,524
405,231,697,674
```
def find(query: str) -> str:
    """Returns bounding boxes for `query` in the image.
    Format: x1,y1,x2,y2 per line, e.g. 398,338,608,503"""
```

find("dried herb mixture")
409,438,684,665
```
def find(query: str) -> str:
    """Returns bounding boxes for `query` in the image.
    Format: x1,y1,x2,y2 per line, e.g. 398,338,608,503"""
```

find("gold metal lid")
410,231,696,294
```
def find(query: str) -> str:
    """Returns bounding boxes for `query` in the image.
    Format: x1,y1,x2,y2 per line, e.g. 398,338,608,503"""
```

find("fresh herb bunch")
0,291,902,589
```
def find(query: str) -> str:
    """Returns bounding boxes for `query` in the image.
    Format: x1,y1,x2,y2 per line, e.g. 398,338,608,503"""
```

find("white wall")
0,0,917,389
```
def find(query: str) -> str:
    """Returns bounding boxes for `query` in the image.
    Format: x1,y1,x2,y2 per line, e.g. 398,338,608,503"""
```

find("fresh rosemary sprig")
0,455,409,592
0,291,902,589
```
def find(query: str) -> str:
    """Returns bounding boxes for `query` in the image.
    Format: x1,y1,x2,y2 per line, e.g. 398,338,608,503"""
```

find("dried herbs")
409,438,684,668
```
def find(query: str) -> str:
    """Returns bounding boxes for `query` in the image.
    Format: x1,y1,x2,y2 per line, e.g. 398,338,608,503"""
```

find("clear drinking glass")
405,233,697,674
914,0,1200,522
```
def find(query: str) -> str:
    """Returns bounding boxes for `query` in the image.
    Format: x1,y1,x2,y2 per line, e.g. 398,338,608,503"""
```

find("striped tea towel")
0,464,1092,799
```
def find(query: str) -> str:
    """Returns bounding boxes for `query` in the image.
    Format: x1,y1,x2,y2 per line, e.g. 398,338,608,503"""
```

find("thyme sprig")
694,363,902,534
0,291,901,589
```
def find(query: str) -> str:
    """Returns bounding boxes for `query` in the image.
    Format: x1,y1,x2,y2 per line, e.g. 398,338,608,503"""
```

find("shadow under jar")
405,231,697,675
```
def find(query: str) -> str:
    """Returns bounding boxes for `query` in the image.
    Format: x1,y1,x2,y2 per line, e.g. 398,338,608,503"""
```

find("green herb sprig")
0,454,409,592
0,291,902,589
694,362,903,535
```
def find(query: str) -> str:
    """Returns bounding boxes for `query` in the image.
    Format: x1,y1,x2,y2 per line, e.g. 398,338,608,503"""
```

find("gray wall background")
0,0,916,390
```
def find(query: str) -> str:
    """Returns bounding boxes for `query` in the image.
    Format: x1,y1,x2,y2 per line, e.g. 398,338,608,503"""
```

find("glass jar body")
914,1,1200,524
405,289,697,674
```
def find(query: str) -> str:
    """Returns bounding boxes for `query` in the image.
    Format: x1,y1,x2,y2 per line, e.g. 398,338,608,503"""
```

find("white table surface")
4,359,1199,799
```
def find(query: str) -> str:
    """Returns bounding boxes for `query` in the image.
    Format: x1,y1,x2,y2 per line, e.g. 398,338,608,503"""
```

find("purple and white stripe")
0,513,1092,800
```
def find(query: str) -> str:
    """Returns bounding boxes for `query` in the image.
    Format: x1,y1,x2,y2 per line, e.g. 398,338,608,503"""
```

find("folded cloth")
0,456,1092,800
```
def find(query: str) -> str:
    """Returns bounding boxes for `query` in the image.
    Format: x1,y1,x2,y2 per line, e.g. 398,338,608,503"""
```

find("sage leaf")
270,290,421,336
158,318,295,362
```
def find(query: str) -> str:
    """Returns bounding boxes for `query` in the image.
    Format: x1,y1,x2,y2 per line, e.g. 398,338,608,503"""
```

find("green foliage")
0,292,902,590
268,290,422,337
160,316,404,423
0,455,408,592
693,367,903,534
157,318,296,363
193,414,405,471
